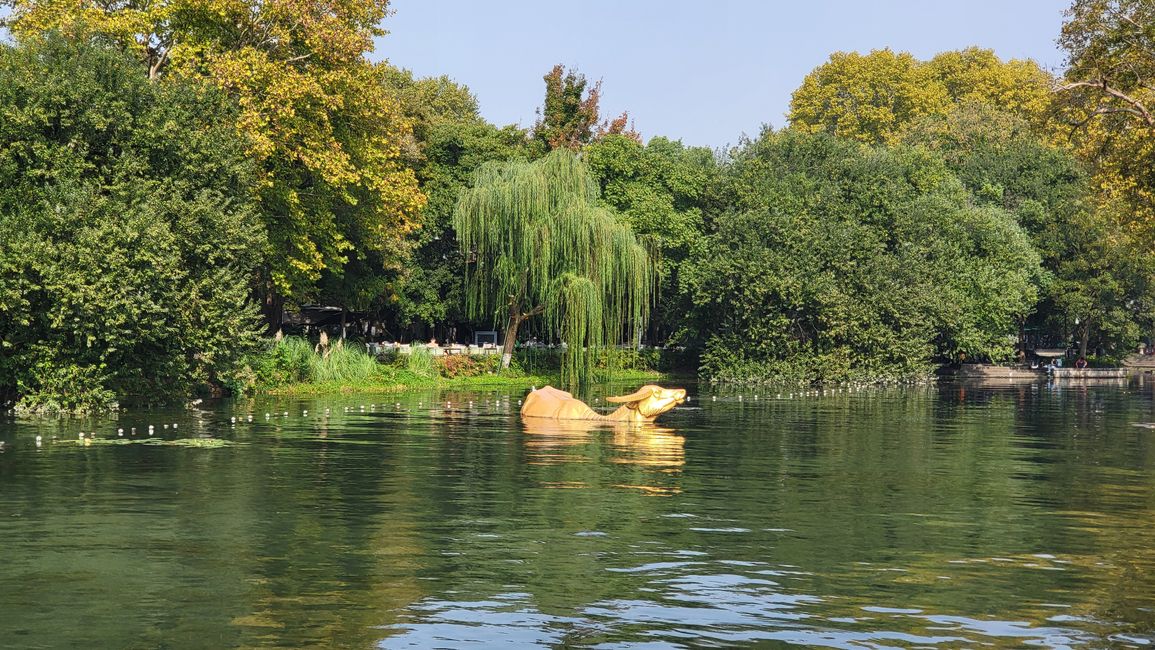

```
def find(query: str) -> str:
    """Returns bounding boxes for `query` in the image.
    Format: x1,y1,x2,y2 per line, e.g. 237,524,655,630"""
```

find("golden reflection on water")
610,427,685,469
521,417,685,495
521,417,596,467
610,428,685,497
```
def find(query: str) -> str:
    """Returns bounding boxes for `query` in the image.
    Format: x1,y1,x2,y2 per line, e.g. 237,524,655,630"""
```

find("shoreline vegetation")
235,337,680,398
3,3,1154,414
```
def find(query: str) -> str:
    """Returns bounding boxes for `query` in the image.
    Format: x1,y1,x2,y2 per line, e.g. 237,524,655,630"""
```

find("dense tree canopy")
900,102,1145,356
584,135,720,343
788,49,950,144
0,35,265,411
1057,0,1155,343
789,48,1053,144
925,48,1054,127
1,3,1151,409
4,0,425,307
376,68,531,334
683,131,1042,384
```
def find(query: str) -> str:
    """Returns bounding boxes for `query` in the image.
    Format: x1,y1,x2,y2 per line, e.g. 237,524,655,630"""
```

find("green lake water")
1,380,1154,648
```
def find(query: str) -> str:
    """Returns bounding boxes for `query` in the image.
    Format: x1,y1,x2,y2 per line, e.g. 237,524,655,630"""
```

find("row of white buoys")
703,387,878,401
55,421,178,445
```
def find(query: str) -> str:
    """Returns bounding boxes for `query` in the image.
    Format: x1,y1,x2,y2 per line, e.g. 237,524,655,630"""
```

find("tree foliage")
533,64,603,152
4,0,425,305
584,134,719,343
0,35,265,411
789,48,1053,144
788,49,951,144
900,102,1145,355
454,150,653,386
376,67,531,333
683,131,1042,384
1057,0,1155,341
925,48,1054,128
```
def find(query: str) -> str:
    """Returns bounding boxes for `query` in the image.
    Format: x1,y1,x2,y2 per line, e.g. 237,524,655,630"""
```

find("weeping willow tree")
454,150,653,387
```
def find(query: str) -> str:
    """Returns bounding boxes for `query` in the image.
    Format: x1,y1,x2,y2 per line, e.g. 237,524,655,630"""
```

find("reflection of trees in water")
223,409,430,647
0,406,434,648
665,384,1155,637
6,385,1154,646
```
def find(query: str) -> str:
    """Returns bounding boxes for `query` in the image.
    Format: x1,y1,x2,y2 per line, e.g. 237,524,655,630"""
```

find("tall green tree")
1057,0,1155,346
371,67,531,338
4,0,426,315
902,103,1143,357
533,64,603,152
683,130,1042,384
0,35,265,411
454,150,653,386
584,134,720,344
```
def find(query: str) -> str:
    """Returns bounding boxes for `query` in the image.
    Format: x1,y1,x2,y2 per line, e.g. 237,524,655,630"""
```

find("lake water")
1,380,1154,648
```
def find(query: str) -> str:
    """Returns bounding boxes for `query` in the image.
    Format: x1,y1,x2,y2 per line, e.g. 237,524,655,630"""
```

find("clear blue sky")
373,1,1068,148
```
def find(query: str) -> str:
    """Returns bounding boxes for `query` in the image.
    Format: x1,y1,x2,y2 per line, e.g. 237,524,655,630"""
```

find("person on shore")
1075,356,1088,369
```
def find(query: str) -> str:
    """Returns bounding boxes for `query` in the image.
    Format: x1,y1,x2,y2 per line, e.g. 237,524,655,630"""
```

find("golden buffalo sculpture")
520,385,687,424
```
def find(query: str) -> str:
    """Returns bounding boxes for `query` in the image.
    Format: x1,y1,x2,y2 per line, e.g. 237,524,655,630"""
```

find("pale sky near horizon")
373,1,1069,149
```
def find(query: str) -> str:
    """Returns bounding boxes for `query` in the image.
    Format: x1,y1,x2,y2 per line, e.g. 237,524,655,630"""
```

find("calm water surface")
1,380,1154,648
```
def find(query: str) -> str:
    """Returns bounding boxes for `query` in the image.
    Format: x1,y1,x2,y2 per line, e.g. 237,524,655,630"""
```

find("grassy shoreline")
241,337,688,398
259,368,674,396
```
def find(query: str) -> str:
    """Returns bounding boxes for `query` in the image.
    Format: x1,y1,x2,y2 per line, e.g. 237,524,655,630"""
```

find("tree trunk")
340,306,347,341
1079,324,1090,359
262,288,285,336
501,302,522,371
